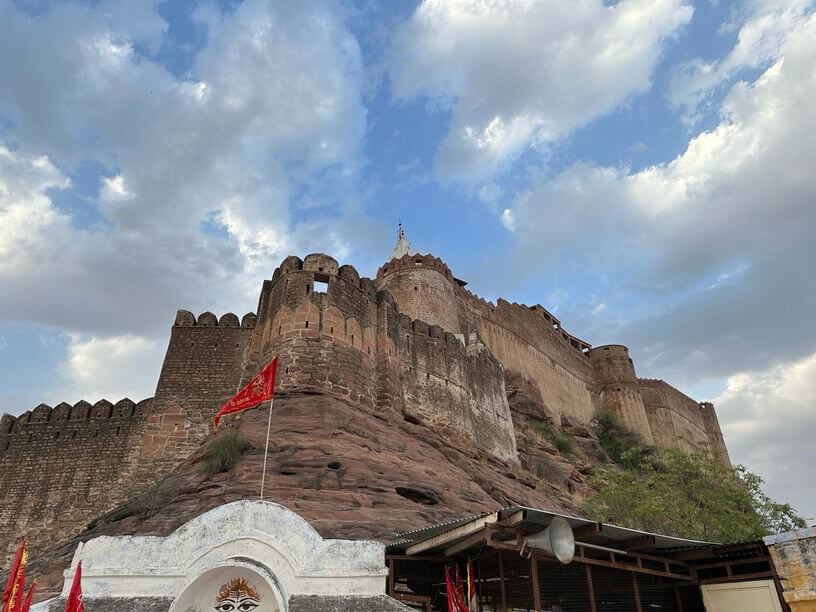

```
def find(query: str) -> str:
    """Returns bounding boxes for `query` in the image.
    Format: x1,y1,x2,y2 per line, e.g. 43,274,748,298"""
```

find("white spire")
390,221,411,260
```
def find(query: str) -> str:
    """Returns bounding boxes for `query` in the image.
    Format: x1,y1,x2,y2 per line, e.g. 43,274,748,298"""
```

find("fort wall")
138,311,255,478
457,291,598,425
0,399,150,562
639,380,729,462
589,345,653,443
376,254,461,334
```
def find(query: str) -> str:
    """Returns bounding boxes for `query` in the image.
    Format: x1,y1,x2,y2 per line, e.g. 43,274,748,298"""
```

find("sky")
0,0,814,520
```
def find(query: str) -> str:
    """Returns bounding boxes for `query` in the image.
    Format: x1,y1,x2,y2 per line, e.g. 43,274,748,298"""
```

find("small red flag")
2,539,26,607
65,561,83,612
214,357,278,428
5,544,28,612
19,579,36,612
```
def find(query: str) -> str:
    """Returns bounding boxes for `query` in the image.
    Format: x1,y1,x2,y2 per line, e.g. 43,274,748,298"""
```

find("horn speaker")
520,516,575,564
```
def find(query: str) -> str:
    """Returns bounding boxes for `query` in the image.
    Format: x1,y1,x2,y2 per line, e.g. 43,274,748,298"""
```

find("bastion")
0,230,729,567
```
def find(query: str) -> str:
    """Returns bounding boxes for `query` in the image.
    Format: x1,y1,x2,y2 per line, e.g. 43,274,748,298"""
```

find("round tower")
375,227,462,334
588,344,653,443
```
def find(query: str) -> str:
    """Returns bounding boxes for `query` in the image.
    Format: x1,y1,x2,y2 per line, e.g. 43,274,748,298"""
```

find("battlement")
1,398,152,434
458,286,591,356
174,310,257,328
375,252,455,282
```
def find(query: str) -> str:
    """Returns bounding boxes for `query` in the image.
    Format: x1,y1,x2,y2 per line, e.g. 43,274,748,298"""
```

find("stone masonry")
0,235,730,566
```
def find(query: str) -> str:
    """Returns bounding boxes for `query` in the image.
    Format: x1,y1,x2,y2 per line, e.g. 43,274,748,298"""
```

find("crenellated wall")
456,291,598,426
0,399,151,562
589,345,653,444
0,247,731,568
137,310,256,479
639,380,730,463
236,253,518,461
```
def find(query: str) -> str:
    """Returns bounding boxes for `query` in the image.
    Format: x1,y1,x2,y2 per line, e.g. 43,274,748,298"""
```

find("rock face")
25,391,577,601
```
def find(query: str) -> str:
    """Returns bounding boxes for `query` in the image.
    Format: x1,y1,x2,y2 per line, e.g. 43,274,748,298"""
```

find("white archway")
171,560,286,612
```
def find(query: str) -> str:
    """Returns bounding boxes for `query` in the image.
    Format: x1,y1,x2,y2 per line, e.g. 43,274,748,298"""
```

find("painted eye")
215,604,235,612
238,603,259,611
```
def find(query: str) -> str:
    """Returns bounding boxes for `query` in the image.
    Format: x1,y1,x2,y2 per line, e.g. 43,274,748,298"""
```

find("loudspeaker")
520,516,575,564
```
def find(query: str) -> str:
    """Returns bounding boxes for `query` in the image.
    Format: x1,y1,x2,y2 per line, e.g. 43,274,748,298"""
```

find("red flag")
445,566,468,612
64,561,83,612
5,544,28,612
19,580,35,612
2,539,26,607
214,357,278,428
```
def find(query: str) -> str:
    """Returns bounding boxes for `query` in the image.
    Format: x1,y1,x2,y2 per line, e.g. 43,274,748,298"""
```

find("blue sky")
1,0,814,518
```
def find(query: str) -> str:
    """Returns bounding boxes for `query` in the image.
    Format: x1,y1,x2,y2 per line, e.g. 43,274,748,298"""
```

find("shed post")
530,554,542,611
498,550,508,612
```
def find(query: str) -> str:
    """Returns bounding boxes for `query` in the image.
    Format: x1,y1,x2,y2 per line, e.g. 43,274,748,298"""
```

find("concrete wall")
41,501,410,612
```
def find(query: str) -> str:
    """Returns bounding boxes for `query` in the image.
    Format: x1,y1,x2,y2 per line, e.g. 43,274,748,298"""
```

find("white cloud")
669,0,813,122
58,334,163,403
503,10,816,381
0,0,367,338
389,0,693,184
715,353,816,519
496,7,816,512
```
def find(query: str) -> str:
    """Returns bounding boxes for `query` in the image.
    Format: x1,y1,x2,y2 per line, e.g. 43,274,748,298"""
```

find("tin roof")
387,505,716,557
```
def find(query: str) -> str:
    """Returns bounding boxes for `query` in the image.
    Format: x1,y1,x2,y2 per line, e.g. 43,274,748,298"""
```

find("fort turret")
588,344,654,443
375,227,462,334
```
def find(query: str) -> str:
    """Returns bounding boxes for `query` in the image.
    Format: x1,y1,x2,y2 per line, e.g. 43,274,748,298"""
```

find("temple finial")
391,221,411,260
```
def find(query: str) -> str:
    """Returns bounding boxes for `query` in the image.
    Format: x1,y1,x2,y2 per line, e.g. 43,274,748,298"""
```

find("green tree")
582,414,805,542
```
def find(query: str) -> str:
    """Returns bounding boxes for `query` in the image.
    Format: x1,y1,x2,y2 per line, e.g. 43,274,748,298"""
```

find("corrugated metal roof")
388,504,717,555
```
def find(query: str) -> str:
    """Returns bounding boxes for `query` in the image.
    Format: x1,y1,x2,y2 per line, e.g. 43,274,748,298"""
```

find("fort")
0,229,729,567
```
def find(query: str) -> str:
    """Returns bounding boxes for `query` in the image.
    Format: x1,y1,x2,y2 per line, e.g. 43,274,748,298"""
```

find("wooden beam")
490,540,693,581
622,536,657,551
445,529,487,556
573,523,602,539
632,572,643,612
498,550,507,612
697,571,776,585
531,554,542,611
586,564,597,612
406,513,499,555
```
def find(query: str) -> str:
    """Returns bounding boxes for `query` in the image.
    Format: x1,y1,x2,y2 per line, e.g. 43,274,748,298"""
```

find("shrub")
203,431,252,477
593,411,653,468
580,447,806,542
528,420,575,455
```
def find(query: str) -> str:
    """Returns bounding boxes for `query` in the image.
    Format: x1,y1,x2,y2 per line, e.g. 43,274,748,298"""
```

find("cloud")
0,0,367,339
388,0,693,184
503,9,816,382
668,0,813,122
57,334,163,403
715,352,816,519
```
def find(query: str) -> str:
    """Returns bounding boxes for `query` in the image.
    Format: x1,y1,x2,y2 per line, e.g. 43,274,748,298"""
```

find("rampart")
240,254,518,461
137,310,256,479
0,399,150,562
639,379,730,462
0,245,731,566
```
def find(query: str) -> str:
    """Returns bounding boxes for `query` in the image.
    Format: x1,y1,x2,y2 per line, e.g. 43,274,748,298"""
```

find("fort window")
313,280,328,293
116,427,121,437
306,285,310,294
279,326,282,334
413,286,418,291
72,431,77,439
54,431,60,440
351,334,355,345
305,320,309,328
330,326,334,334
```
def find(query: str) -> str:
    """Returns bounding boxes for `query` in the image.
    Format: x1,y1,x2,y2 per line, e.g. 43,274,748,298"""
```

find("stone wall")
457,292,597,426
639,379,730,462
0,399,150,562
138,310,255,479
765,527,816,612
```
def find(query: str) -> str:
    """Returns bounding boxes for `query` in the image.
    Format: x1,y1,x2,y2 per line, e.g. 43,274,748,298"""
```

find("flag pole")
259,396,274,501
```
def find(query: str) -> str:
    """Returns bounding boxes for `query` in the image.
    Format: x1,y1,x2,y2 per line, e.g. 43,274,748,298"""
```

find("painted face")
214,578,261,612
